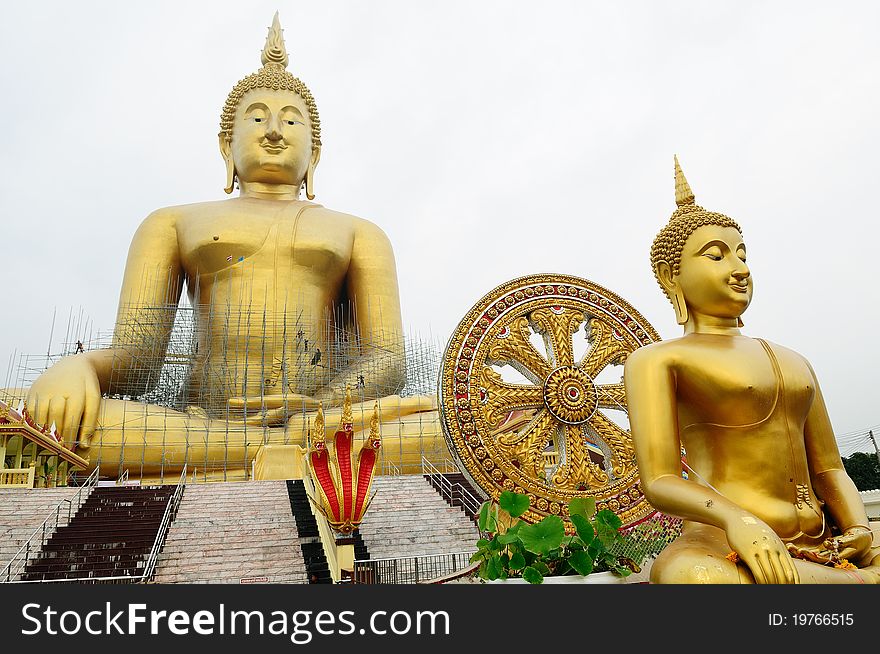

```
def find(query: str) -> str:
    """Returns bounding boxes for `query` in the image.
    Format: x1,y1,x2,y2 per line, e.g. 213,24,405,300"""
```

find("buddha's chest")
176,208,353,279
675,343,815,428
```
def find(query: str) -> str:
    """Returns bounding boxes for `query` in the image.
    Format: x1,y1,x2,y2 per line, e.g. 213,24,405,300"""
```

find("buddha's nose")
265,114,283,140
731,265,750,281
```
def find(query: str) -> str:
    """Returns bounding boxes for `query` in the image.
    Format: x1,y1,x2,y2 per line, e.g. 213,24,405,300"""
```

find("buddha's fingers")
28,392,50,431
47,396,66,437
829,529,874,562
60,395,84,449
778,551,799,584
786,542,834,565
79,382,100,448
241,407,289,427
228,394,322,411
751,553,772,584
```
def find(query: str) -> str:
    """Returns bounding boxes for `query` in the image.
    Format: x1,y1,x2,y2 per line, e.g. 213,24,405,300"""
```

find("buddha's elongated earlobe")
305,145,321,200
224,158,236,194
219,134,236,194
657,260,688,325
672,286,689,325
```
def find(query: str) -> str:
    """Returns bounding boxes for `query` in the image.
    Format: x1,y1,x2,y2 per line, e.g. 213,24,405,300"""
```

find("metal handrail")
352,550,477,584
139,465,186,583
5,466,187,584
117,469,129,485
421,456,484,520
1,466,100,583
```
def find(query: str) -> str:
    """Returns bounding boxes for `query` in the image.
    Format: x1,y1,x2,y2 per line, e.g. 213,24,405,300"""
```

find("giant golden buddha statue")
19,14,444,481
624,157,880,583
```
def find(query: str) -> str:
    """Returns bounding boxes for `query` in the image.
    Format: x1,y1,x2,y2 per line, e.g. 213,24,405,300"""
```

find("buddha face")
222,87,316,187
675,224,752,320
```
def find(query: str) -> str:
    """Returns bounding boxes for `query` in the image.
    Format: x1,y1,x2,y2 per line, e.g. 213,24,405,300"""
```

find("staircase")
20,485,177,582
357,475,479,561
0,487,78,572
423,470,486,521
286,480,332,584
152,481,308,584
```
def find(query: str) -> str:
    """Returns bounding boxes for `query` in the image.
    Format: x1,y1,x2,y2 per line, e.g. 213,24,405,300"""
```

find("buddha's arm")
802,363,873,555
624,347,798,583
105,208,184,388
624,348,740,526
26,209,183,445
318,219,405,402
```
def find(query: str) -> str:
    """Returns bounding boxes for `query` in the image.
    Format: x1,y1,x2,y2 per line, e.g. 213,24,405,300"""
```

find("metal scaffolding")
2,293,446,484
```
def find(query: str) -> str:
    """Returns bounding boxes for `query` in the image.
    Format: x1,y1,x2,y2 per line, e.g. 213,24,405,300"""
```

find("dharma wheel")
439,274,661,528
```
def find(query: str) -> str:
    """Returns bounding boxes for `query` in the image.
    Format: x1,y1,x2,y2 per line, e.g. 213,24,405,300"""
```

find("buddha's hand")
725,516,799,584
829,527,874,563
227,394,322,426
787,527,873,566
25,356,101,449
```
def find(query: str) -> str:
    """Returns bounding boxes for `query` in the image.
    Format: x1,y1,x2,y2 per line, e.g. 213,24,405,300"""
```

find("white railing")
139,465,186,583
421,456,485,520
1,466,100,583
2,467,187,584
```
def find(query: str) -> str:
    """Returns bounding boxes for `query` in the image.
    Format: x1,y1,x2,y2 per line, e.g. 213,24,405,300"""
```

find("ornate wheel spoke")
588,410,636,479
495,409,555,478
596,383,627,411
480,367,544,429
551,424,609,490
487,316,552,382
530,308,584,368
578,318,629,378
440,274,660,528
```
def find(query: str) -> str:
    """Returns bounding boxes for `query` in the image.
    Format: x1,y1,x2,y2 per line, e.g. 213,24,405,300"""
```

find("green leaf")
568,497,596,520
568,550,595,576
570,513,595,545
518,515,565,556
595,509,622,546
469,551,484,564
522,566,544,584
499,491,530,518
498,521,523,545
509,552,526,571
532,560,551,576
486,556,502,580
478,502,497,532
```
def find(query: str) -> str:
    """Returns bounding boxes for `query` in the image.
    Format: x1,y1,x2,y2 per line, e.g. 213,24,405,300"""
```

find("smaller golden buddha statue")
624,157,880,583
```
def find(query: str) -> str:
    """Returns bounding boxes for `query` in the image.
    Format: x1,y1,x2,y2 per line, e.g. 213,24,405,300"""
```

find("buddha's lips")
729,283,749,293
262,144,287,153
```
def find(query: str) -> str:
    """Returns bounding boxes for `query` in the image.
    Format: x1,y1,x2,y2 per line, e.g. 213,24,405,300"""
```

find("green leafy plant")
470,491,642,584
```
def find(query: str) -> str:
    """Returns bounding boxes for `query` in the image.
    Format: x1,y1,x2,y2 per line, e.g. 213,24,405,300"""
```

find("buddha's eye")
287,120,301,126
253,117,263,123
703,253,722,261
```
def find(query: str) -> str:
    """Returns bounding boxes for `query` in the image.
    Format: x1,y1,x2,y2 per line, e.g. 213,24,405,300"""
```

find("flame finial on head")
674,155,695,209
261,12,289,68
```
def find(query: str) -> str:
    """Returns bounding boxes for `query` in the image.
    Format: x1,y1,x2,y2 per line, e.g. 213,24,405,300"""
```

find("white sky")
0,1,878,453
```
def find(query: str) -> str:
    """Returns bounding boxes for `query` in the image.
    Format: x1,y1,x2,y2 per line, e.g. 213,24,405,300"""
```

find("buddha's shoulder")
305,206,393,242
624,337,709,371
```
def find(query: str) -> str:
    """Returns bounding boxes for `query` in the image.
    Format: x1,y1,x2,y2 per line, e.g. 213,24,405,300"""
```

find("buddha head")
650,157,751,327
219,13,322,198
